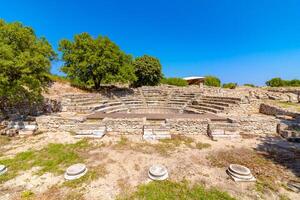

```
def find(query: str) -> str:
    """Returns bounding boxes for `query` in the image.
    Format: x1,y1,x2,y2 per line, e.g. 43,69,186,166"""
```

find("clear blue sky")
1,0,300,85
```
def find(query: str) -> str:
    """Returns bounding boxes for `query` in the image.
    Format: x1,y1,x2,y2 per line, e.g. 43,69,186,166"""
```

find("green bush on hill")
243,83,256,87
222,82,237,89
161,77,188,87
204,76,221,87
266,77,300,87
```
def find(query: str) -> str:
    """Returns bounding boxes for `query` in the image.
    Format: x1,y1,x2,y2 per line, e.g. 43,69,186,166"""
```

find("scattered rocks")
0,165,7,175
226,164,255,182
148,164,169,181
64,163,88,180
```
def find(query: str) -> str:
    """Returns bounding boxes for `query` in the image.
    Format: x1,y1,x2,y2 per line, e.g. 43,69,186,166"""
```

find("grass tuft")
117,180,235,200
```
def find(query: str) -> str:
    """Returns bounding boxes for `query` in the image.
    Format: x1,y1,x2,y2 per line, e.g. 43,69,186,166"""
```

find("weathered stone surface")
227,164,255,182
148,165,169,181
64,163,88,180
0,165,7,175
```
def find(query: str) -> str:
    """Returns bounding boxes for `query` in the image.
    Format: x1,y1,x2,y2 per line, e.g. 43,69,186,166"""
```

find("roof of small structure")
183,76,205,80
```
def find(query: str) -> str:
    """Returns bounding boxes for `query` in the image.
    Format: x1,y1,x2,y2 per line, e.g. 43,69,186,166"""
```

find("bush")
222,83,237,89
204,76,221,87
266,78,300,87
133,55,163,87
161,77,188,87
266,78,287,87
243,84,256,87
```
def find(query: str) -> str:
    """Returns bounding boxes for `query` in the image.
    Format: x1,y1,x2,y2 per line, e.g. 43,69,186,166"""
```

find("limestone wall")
103,118,145,135
237,115,279,134
167,118,209,135
259,103,300,117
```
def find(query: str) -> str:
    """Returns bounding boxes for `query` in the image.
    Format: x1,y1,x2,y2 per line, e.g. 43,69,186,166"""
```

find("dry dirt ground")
0,131,300,200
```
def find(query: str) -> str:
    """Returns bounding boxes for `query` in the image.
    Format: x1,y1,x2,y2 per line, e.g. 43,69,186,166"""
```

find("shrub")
266,78,287,87
222,82,237,89
243,83,256,87
204,76,221,87
161,77,188,87
133,55,163,87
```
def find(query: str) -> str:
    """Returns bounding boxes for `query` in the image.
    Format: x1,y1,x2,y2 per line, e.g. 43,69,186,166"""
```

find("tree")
160,77,188,87
0,20,56,115
59,33,135,89
266,78,286,87
204,76,221,87
133,55,163,86
222,82,237,89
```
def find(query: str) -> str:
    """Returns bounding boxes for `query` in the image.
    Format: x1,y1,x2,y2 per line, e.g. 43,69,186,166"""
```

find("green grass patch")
195,142,211,150
0,140,90,183
21,190,35,200
118,180,235,200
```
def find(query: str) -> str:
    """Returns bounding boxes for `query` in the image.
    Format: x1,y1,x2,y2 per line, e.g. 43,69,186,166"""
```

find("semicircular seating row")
61,89,241,114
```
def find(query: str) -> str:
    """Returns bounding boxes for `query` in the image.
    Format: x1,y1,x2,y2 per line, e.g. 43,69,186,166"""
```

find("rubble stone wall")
259,103,300,117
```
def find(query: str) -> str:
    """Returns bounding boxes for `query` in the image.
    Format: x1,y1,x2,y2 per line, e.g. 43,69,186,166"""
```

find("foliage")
204,76,221,87
133,55,163,87
161,77,188,87
195,142,211,150
0,19,56,115
59,33,135,89
49,74,70,84
265,77,300,87
0,140,89,183
266,78,287,87
118,180,235,200
222,82,237,89
243,83,256,87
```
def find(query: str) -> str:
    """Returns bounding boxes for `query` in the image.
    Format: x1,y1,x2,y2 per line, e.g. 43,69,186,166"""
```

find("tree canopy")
204,76,221,87
266,78,300,87
133,55,163,87
59,33,136,89
0,19,56,114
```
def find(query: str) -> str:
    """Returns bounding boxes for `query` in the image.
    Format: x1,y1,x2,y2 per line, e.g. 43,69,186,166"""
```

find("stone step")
95,105,127,113
202,96,241,101
187,105,220,113
196,103,226,110
200,100,231,107
75,127,106,139
208,122,240,140
199,98,240,104
143,125,171,140
106,108,128,113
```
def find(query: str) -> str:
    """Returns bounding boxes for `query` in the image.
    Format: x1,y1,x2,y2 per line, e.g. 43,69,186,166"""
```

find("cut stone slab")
75,127,106,139
64,163,88,180
0,165,7,175
226,164,255,182
148,164,169,181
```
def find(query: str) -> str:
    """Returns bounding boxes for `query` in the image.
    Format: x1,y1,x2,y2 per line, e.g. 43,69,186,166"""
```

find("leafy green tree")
133,55,163,87
266,78,286,87
0,19,56,114
59,33,135,89
161,77,188,87
243,83,256,87
204,76,221,87
222,82,237,89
